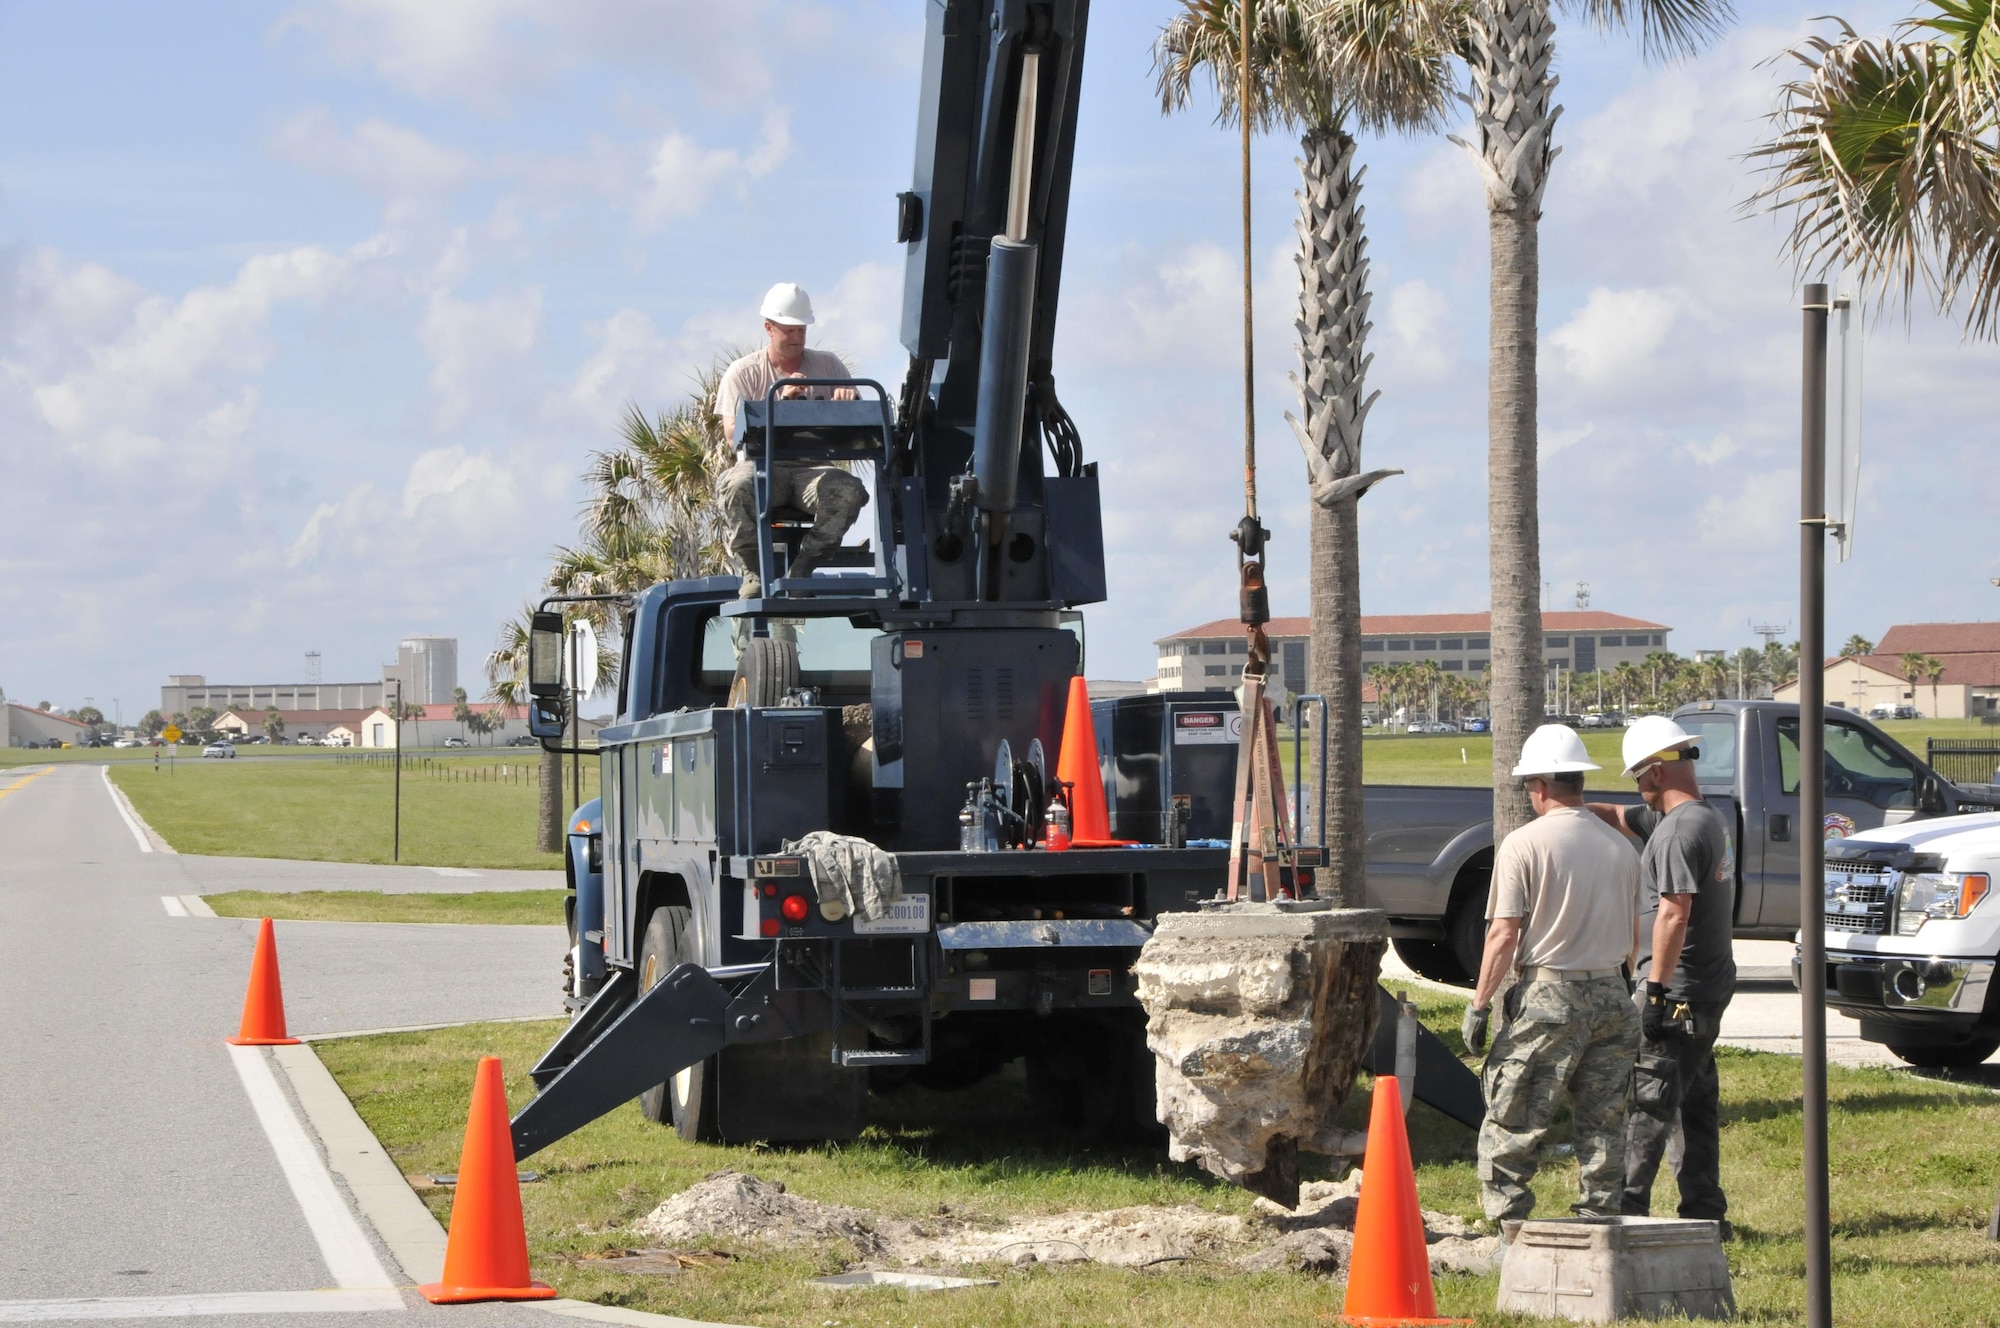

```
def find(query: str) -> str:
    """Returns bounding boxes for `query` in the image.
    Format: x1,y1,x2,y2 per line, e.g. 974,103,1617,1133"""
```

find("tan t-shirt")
1486,806,1639,972
714,346,854,450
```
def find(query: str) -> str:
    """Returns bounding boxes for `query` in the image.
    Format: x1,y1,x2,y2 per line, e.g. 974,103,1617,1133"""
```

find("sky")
2,0,1994,723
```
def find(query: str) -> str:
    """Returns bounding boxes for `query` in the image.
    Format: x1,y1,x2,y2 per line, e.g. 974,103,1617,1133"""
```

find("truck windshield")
1776,717,1920,809
699,615,877,694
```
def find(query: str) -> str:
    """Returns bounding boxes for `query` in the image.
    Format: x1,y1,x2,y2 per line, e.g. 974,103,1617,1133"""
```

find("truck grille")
1825,869,1892,936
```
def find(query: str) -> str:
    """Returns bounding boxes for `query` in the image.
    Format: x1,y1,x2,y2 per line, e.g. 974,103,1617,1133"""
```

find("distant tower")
1750,621,1789,650
1574,581,1590,610
306,650,323,684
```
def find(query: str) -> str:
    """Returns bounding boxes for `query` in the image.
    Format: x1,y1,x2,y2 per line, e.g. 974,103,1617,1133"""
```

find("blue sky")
2,0,1992,721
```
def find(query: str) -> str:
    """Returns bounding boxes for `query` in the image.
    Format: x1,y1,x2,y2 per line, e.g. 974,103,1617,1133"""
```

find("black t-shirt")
1629,799,1737,1003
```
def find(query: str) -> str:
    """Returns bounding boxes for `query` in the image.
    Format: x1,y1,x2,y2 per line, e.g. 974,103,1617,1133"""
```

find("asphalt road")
0,764,597,1326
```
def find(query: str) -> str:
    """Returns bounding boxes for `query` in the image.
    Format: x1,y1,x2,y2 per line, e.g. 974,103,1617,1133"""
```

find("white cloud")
401,445,520,524
1697,470,1793,549
419,285,542,430
635,108,791,230
1686,432,1739,465
1548,287,1680,388
1382,280,1452,378
271,106,477,198
276,0,781,111
812,260,903,380
1540,422,1596,459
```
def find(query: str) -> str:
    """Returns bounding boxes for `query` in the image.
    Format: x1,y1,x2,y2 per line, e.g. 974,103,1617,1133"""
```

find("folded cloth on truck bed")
783,831,903,924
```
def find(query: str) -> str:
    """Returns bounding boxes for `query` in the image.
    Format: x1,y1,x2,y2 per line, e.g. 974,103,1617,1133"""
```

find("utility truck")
506,0,1447,1159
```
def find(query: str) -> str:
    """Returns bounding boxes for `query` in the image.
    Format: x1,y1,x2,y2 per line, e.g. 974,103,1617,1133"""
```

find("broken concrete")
628,1169,1498,1280
1134,903,1388,1206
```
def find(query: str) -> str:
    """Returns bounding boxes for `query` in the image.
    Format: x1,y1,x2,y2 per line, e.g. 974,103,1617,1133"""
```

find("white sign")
566,619,600,696
1173,711,1243,745
854,893,930,935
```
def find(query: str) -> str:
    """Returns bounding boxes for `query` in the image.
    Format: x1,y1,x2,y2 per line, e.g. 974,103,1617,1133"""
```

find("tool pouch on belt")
1632,1049,1682,1121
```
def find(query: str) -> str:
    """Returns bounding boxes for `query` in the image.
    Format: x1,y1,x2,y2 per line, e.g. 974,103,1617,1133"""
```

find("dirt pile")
631,1170,1500,1278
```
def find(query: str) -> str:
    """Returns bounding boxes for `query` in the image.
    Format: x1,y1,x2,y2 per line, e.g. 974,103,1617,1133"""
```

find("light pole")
392,678,403,863
1799,281,1834,1328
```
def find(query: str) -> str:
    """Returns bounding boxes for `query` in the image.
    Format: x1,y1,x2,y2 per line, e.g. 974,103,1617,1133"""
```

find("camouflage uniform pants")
719,459,867,588
1477,975,1641,1222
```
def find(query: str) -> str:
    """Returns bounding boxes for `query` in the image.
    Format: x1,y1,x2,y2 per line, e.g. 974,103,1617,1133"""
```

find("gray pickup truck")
1377,700,2000,985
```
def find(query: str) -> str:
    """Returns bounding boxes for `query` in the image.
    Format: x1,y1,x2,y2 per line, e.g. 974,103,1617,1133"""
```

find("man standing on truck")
1463,724,1642,1224
713,282,867,599
1588,714,1737,1234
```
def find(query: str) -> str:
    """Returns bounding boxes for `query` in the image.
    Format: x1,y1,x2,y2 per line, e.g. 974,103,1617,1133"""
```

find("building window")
1230,640,1247,655
1439,638,1463,650
1442,661,1463,672
1574,637,1597,673
1413,639,1437,650
1652,634,1665,646
1468,637,1490,649
1203,641,1228,655
1282,641,1307,691
1549,658,1569,669
1388,640,1411,651
1546,636,1569,648
1601,636,1621,646
1205,664,1227,676
1363,641,1384,653
1470,659,1488,671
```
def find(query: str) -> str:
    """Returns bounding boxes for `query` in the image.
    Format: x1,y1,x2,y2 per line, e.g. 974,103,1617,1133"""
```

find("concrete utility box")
1495,1216,1734,1322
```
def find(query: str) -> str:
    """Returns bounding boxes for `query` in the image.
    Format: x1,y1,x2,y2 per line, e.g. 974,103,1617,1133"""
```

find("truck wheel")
635,906,720,1141
1886,1035,2000,1069
1439,871,1492,988
729,637,800,708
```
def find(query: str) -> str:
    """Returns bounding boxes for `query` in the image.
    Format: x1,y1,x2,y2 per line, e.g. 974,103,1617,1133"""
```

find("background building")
382,638,459,706
160,675,385,715
1155,611,1672,695
1776,621,2000,720
3,704,93,747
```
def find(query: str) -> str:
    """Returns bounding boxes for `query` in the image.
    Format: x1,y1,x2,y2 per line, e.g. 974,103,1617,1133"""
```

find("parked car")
1460,718,1490,734
443,736,470,748
202,741,236,759
506,735,538,747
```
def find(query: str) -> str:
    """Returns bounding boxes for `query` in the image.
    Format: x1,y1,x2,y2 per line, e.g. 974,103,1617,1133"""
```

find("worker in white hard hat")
1587,714,1737,1235
713,283,866,598
1466,723,1643,1225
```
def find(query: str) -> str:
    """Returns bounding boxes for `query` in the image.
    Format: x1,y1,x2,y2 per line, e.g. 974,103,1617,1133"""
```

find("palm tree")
1455,0,1731,839
1840,633,1876,657
1750,2,2000,338
1155,0,1458,905
1900,649,1927,709
488,606,563,854
262,707,285,742
1925,654,1948,716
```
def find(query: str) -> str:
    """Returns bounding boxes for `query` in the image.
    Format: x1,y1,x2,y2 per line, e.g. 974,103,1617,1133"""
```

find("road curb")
100,764,176,853
271,1042,753,1328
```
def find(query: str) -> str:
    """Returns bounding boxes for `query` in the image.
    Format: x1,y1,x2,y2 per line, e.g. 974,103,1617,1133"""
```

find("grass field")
204,889,566,925
319,996,2000,1328
109,756,587,870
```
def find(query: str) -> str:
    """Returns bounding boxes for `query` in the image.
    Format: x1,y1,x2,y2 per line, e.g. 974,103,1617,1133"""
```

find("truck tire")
1438,871,1492,988
729,636,799,708
635,906,721,1142
1886,1035,2000,1069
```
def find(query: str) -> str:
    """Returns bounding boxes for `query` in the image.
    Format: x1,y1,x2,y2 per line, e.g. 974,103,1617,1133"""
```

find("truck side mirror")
1919,773,1950,815
527,611,569,739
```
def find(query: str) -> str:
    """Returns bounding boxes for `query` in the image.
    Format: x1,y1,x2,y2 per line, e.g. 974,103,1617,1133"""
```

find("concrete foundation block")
1134,903,1386,1207
1495,1216,1735,1322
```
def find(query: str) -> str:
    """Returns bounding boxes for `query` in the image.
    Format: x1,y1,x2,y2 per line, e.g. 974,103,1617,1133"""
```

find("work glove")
1461,1004,1491,1057
1641,981,1681,1041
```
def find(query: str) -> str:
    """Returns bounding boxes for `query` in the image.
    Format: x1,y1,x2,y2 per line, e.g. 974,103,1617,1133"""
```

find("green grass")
319,992,2000,1327
204,889,567,925
109,757,586,870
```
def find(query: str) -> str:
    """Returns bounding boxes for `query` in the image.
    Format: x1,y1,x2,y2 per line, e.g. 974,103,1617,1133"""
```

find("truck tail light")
780,894,810,922
760,917,780,938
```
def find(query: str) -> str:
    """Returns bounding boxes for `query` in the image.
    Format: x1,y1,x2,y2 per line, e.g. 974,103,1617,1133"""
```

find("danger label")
1174,712,1242,745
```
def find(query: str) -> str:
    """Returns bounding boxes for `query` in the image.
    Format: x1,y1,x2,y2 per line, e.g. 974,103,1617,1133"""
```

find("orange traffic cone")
226,917,300,1046
419,1057,557,1304
1341,1076,1470,1326
1055,676,1131,847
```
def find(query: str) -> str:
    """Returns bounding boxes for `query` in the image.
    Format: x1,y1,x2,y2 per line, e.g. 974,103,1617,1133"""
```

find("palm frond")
1559,0,1733,62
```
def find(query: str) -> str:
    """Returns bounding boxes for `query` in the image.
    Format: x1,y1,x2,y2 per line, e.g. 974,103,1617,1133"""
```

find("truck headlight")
1896,872,1990,934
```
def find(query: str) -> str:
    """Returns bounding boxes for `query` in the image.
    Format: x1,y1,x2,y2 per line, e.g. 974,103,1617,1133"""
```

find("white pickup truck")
1806,812,2000,1067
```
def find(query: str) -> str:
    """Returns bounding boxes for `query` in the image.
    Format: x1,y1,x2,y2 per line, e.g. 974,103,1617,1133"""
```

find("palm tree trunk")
539,748,563,853
1463,0,1557,844
1293,127,1375,908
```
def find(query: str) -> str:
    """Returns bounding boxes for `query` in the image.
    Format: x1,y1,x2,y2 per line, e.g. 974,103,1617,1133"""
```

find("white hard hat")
1621,714,1697,777
1512,723,1600,778
759,282,815,326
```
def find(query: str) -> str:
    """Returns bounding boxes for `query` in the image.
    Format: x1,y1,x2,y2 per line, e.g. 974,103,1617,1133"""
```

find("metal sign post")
1798,281,1833,1328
